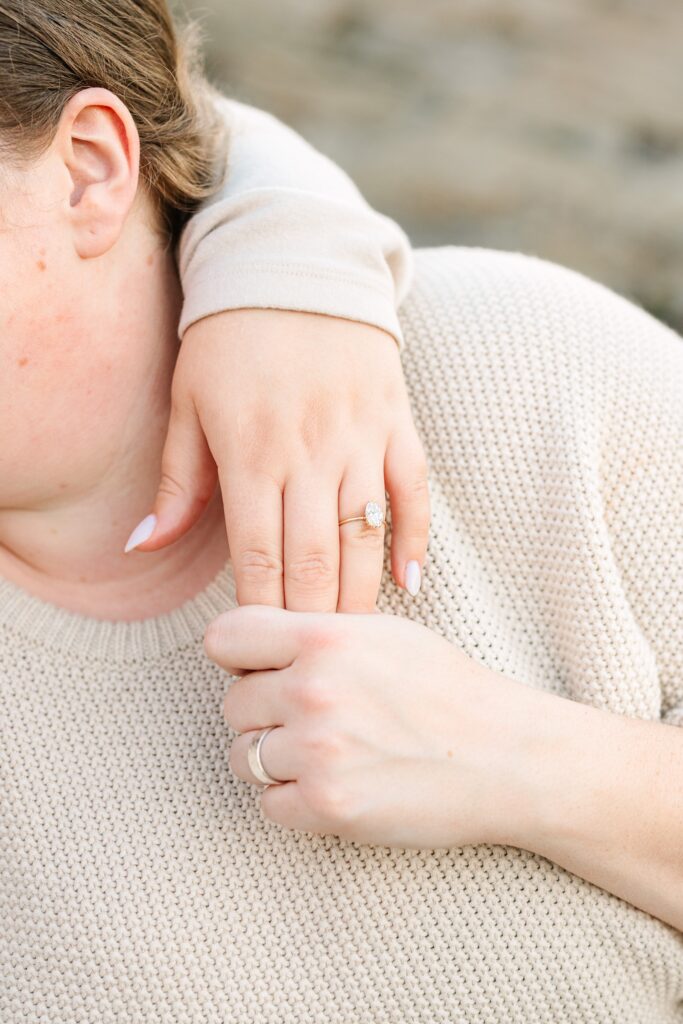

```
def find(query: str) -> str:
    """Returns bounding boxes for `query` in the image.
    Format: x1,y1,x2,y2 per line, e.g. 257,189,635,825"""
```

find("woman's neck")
0,243,230,621
0,478,229,622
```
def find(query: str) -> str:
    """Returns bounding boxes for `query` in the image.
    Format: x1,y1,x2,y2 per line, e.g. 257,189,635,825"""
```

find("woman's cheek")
2,310,126,490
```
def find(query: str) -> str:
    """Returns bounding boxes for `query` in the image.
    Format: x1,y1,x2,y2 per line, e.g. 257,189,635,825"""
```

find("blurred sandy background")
175,0,683,330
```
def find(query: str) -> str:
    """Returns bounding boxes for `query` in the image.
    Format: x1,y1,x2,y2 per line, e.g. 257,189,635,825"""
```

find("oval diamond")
364,501,385,529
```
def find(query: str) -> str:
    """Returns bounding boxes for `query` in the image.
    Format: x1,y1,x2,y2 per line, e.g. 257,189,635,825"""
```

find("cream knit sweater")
1,247,682,1023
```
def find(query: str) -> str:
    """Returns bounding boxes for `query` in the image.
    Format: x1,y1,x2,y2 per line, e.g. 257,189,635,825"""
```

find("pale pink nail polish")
124,514,157,554
405,560,422,597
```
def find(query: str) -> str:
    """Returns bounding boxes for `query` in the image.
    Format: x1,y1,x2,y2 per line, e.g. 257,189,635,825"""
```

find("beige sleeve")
177,97,414,347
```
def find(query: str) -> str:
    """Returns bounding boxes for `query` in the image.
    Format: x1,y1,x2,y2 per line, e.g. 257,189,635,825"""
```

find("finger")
223,668,292,734
230,731,324,832
283,471,340,612
337,466,387,613
260,783,324,834
125,397,217,553
229,725,298,785
220,469,285,607
385,429,431,596
205,604,316,673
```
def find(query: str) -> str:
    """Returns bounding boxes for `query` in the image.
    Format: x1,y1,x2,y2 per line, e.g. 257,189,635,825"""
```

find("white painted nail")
124,513,157,554
405,560,422,597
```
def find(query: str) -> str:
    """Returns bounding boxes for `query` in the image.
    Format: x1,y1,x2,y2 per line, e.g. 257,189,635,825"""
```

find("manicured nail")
124,514,157,553
405,560,422,597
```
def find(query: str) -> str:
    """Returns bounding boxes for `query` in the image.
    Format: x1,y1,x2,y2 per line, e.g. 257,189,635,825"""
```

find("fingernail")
124,513,157,554
405,560,422,597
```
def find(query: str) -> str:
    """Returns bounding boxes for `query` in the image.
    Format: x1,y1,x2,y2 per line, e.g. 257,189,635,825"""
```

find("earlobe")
59,88,141,259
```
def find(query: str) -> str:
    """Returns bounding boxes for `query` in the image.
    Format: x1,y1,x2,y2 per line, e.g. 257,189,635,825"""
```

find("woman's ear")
57,88,141,259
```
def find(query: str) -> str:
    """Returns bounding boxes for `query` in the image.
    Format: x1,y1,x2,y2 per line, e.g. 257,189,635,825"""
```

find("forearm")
520,693,683,930
178,97,413,344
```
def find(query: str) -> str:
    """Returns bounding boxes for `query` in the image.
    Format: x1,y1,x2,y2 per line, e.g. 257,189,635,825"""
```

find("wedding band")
339,500,385,530
247,726,285,786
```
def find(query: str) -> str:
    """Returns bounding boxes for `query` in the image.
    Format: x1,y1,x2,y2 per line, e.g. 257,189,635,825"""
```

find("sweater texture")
2,249,682,1023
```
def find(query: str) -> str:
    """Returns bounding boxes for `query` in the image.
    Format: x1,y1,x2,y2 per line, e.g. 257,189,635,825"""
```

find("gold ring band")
339,501,385,530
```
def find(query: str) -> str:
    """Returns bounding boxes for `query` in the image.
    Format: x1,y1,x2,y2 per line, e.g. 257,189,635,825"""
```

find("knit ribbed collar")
0,562,237,664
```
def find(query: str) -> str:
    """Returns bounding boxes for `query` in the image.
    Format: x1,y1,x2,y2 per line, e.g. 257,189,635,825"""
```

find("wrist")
450,670,587,851
476,680,584,852
507,689,614,858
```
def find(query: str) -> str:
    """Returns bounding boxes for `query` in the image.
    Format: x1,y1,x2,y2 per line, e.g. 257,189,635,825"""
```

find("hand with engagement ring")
124,311,430,613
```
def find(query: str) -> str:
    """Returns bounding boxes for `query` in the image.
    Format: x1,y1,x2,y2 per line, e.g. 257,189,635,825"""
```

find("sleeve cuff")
179,262,405,348
177,187,412,349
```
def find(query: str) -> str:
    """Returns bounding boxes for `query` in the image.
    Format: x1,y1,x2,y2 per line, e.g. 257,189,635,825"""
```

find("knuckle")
286,552,338,591
203,616,228,662
306,780,355,824
157,471,187,501
204,607,249,665
394,470,430,506
344,528,386,553
289,670,337,713
297,393,339,456
237,548,284,585
158,467,216,512
302,727,346,764
337,595,378,615
301,619,347,655
235,416,283,474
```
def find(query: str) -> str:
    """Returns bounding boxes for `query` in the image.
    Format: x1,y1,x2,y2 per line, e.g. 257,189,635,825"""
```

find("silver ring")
247,726,285,786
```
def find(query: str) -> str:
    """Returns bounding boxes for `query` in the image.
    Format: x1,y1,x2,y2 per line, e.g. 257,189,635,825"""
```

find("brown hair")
0,0,224,239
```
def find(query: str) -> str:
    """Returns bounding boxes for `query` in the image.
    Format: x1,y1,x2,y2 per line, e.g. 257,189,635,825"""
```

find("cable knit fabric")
2,248,683,1023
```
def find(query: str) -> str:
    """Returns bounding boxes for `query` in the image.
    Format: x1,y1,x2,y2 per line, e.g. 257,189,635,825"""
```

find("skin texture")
0,89,229,618
209,605,683,933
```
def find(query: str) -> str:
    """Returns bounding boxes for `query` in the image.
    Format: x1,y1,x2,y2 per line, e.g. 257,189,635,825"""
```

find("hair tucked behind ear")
0,0,225,240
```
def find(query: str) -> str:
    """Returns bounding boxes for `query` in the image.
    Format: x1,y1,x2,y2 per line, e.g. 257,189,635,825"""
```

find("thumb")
124,399,218,553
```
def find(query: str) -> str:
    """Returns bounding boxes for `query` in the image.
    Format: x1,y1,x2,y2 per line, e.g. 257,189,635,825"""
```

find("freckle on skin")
146,253,154,266
36,260,47,271
447,750,454,758
17,357,29,367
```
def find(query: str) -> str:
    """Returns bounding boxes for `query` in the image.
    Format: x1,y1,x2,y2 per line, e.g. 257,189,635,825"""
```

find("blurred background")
175,0,683,330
